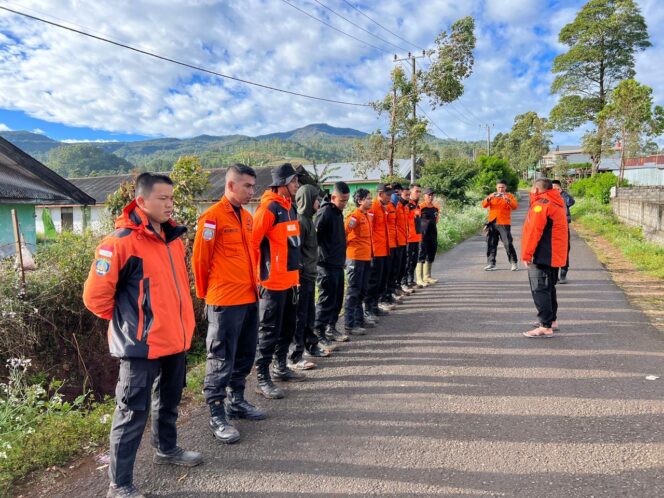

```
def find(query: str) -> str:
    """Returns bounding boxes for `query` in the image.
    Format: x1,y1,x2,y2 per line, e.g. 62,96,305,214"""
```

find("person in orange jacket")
521,178,569,338
382,186,400,305
364,183,393,321
192,164,266,446
83,173,202,498
252,163,303,399
344,188,374,335
405,184,423,287
395,184,413,294
482,179,519,271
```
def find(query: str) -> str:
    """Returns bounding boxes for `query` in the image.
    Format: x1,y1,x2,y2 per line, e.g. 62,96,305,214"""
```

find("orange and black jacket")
521,189,569,267
407,200,422,243
385,201,398,249
482,192,518,225
420,201,440,240
252,190,301,291
369,198,389,257
396,198,409,246
345,208,372,261
83,201,195,360
192,196,258,307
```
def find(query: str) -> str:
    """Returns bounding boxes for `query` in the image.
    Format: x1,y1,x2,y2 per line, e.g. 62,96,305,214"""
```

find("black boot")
208,404,241,444
271,357,306,382
227,388,267,420
255,363,285,399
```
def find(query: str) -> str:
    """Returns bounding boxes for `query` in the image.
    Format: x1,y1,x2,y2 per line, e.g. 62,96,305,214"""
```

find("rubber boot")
415,262,427,287
255,363,285,399
226,388,267,420
424,261,438,284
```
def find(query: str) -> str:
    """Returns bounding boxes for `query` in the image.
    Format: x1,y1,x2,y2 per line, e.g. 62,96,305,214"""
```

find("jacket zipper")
238,208,259,301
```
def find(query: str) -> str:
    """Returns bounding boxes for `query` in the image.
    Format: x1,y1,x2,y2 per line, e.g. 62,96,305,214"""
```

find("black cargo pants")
314,266,345,331
365,255,388,311
344,259,371,328
203,302,259,407
405,241,419,284
257,287,297,368
486,223,518,265
291,277,320,362
528,263,558,328
109,352,186,487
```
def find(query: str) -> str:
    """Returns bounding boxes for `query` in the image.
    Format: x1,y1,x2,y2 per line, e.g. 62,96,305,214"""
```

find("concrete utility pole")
394,51,426,183
482,123,494,155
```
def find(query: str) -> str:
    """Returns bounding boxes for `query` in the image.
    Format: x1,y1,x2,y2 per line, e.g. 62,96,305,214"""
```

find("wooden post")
11,209,26,290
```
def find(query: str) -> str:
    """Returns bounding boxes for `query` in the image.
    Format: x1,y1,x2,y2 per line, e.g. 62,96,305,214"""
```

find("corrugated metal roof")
0,137,95,205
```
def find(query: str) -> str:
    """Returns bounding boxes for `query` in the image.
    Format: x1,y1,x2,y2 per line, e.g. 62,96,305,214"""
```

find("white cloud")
60,138,119,143
0,123,11,131
32,128,44,134
0,0,660,147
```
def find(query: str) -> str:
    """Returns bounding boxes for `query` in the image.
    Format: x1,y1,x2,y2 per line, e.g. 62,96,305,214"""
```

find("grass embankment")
437,203,486,251
571,197,664,279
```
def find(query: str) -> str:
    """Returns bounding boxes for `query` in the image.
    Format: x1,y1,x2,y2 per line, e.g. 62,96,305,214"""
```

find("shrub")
437,204,486,252
473,155,519,195
419,158,480,203
568,172,628,204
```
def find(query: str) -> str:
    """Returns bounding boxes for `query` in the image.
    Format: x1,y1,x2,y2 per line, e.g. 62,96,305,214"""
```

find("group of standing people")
480,177,575,339
83,163,441,498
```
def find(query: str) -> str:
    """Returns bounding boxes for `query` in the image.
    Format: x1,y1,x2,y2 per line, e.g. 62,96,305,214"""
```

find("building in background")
0,137,94,258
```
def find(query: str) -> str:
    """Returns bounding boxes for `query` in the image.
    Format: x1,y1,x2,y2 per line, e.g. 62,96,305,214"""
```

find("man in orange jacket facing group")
252,163,303,399
521,178,569,338
192,164,266,446
84,173,202,498
482,179,519,271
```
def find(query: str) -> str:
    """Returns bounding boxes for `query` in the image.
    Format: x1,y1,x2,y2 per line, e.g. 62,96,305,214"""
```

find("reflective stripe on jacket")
252,190,301,290
345,208,372,261
192,196,258,306
83,201,195,360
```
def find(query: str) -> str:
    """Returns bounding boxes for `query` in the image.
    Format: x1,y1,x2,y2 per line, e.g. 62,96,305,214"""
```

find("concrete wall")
611,187,664,245
0,204,37,258
619,167,664,186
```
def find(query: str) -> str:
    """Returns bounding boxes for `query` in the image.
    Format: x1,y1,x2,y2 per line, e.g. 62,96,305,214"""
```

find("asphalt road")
39,199,664,497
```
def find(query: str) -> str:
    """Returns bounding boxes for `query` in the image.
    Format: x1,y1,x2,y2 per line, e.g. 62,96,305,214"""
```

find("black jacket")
296,185,319,282
315,199,346,269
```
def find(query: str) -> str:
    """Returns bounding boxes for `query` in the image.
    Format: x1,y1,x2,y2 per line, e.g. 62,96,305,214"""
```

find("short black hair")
333,181,350,195
496,179,507,185
551,179,562,186
227,163,257,178
354,188,370,206
534,178,553,191
135,172,173,197
409,183,421,189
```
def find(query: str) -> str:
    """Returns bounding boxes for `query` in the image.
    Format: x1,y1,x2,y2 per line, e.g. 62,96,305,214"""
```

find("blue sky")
0,0,662,146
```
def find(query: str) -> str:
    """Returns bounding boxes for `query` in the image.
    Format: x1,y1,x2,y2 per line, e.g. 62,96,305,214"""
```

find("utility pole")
388,85,396,176
394,51,426,183
482,123,494,155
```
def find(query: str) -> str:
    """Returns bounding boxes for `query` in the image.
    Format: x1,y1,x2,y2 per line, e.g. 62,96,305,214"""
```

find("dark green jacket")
296,185,319,282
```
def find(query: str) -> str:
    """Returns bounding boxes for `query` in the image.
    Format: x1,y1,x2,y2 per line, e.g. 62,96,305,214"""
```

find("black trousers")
314,266,345,330
203,302,259,406
486,223,518,265
344,259,371,328
562,227,571,273
418,236,437,263
257,287,297,368
291,277,319,362
365,255,388,310
389,245,407,290
528,264,558,328
405,241,419,284
109,352,186,487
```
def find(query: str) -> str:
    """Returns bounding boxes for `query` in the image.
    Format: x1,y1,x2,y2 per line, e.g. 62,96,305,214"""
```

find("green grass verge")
571,197,664,279
437,204,486,252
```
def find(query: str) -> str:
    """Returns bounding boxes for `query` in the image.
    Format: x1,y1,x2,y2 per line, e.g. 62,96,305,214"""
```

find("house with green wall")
0,137,95,259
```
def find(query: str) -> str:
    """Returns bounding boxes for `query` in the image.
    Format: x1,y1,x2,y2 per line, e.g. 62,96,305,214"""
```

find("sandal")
533,322,560,332
290,359,317,370
523,326,554,338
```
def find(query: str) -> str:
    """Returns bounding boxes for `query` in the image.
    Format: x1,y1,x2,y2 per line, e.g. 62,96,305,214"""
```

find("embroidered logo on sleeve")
95,258,111,276
98,246,113,258
348,216,358,229
203,220,216,241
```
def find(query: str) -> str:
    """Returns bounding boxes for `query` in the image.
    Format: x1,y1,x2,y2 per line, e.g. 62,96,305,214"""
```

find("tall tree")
549,0,650,175
352,131,388,179
509,112,552,179
170,155,210,236
599,79,664,183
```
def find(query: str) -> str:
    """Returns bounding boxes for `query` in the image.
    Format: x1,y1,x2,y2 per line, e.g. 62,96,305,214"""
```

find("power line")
310,0,409,52
417,105,454,140
455,99,482,122
0,5,371,107
340,0,425,52
279,0,389,54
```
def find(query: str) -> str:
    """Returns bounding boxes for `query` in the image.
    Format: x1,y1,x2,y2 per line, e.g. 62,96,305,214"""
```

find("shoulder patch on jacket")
533,205,543,213
348,216,357,229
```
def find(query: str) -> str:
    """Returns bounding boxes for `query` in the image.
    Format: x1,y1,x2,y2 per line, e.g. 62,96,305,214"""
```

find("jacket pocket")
140,278,153,343
115,361,149,411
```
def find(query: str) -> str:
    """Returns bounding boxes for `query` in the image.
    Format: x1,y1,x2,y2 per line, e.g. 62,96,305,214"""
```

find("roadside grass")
438,204,486,252
571,197,664,279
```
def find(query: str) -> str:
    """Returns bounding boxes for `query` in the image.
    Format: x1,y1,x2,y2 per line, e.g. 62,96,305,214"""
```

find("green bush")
473,155,519,195
419,158,480,203
437,204,486,252
568,173,628,204
571,198,664,278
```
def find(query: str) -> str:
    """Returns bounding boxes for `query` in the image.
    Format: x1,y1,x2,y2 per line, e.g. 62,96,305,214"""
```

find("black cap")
269,163,298,187
423,187,434,195
376,183,393,193
392,183,403,190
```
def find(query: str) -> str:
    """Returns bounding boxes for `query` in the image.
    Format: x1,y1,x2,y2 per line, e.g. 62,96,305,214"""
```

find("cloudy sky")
0,0,662,145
